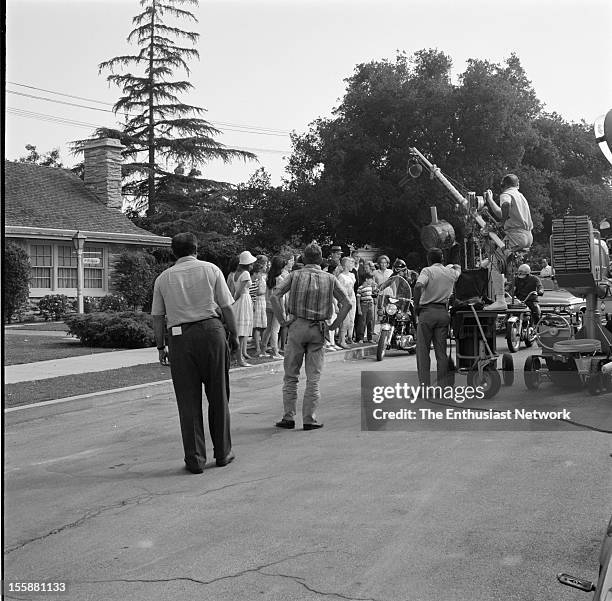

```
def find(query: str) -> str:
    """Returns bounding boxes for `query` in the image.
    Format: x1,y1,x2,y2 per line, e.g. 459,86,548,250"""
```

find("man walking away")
271,242,351,430
152,233,239,474
414,247,460,387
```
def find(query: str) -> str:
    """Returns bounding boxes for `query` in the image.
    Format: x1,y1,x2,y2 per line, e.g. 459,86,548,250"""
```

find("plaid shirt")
274,264,348,321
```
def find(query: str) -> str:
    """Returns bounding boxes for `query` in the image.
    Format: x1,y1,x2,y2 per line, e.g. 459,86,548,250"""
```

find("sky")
5,0,612,187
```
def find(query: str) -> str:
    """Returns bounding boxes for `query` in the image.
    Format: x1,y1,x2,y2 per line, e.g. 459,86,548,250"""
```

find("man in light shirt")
483,174,534,311
152,232,239,474
413,247,460,386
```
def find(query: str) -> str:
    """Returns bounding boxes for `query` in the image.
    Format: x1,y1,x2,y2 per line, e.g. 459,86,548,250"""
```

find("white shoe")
484,298,508,311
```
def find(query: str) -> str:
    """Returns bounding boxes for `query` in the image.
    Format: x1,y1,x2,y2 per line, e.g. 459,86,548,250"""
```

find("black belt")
421,303,447,308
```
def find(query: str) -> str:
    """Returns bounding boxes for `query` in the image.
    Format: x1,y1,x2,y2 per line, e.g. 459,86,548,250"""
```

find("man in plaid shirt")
271,242,352,430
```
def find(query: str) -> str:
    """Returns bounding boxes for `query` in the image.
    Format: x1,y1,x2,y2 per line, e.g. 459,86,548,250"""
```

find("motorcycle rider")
513,264,543,323
377,259,413,298
376,258,416,329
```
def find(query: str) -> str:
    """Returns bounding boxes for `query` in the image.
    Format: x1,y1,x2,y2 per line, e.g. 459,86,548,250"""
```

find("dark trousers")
168,318,231,469
526,300,541,323
416,306,450,386
356,301,375,341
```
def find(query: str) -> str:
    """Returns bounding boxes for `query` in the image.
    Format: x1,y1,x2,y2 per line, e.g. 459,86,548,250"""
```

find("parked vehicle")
376,275,416,361
539,277,586,320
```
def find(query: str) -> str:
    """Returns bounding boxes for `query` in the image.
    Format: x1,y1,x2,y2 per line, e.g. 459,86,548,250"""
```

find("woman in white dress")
336,256,356,348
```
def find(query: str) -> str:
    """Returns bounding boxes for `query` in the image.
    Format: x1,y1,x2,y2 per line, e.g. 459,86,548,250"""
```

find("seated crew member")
483,173,534,311
513,264,543,323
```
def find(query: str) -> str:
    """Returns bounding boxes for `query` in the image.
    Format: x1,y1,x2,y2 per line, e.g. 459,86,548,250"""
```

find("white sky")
5,0,612,186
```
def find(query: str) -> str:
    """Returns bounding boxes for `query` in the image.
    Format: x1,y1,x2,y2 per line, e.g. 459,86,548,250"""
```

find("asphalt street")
3,344,612,601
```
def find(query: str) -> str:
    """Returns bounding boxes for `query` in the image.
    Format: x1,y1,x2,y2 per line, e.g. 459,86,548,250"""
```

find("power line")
7,107,291,155
7,81,292,136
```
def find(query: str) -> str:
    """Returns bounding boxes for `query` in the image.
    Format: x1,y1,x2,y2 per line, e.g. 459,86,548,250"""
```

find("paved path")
4,347,160,384
4,344,376,384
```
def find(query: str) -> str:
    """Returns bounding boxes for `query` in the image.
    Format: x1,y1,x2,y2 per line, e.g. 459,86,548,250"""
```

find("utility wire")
7,107,290,155
7,82,292,135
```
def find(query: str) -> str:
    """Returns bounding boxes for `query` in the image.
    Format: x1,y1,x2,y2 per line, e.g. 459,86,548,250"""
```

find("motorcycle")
376,275,416,361
505,292,538,353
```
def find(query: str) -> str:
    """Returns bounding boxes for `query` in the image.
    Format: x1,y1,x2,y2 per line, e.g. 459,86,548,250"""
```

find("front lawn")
4,334,119,365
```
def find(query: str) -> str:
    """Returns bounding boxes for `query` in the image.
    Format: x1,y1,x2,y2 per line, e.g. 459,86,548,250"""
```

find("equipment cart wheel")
505,321,520,353
502,353,515,386
467,365,502,399
376,330,388,361
524,355,542,390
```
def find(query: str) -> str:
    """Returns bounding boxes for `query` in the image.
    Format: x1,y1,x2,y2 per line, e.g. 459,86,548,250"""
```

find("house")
4,138,171,300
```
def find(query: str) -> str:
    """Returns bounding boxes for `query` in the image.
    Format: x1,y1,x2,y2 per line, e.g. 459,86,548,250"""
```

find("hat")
239,251,257,265
331,245,342,253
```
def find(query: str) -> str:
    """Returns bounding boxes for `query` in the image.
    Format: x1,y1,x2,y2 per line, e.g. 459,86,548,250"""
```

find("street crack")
5,492,158,554
83,551,382,600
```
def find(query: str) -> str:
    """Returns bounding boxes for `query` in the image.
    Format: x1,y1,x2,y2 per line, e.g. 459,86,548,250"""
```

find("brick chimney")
83,138,125,211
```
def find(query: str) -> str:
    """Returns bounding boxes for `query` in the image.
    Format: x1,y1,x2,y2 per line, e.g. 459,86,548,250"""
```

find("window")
28,242,107,292
83,246,103,289
57,246,77,287
30,245,52,288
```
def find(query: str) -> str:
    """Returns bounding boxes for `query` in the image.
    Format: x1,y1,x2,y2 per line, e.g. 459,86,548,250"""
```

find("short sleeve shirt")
416,263,460,304
500,187,533,232
151,256,234,327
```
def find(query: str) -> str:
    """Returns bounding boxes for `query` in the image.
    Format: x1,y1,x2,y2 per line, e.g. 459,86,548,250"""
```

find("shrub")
98,294,128,312
70,296,99,314
65,311,155,348
3,242,31,323
38,294,71,321
110,251,158,310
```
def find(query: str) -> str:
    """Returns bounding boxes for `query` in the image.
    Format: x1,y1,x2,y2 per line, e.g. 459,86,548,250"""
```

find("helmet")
393,259,407,271
517,264,531,277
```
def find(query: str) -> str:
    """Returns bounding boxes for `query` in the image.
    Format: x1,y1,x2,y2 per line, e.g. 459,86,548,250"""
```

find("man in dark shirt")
513,264,543,323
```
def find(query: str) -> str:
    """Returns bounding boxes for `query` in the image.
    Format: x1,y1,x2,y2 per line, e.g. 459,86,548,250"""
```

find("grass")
4,363,172,407
3,334,120,365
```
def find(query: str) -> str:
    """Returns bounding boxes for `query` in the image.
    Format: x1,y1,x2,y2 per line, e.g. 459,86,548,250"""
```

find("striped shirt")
274,264,349,321
357,280,375,302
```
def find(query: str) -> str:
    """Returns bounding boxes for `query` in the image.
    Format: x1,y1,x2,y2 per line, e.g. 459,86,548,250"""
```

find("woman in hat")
228,250,257,366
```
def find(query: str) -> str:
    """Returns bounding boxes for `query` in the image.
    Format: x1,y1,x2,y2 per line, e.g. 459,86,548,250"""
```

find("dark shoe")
275,418,295,429
303,422,324,430
216,451,235,467
185,463,204,474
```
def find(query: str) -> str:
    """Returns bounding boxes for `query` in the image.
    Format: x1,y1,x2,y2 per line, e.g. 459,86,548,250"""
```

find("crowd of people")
221,245,425,361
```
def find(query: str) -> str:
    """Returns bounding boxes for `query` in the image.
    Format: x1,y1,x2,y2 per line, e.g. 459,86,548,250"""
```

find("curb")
5,344,378,414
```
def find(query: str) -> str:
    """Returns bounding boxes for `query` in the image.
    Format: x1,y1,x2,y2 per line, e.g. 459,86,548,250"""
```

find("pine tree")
84,0,254,215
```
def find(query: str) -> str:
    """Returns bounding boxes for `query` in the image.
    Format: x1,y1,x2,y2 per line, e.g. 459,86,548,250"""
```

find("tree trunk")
146,2,156,216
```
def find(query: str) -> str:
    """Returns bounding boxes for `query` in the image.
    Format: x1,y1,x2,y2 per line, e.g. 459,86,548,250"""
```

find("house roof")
3,161,170,245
